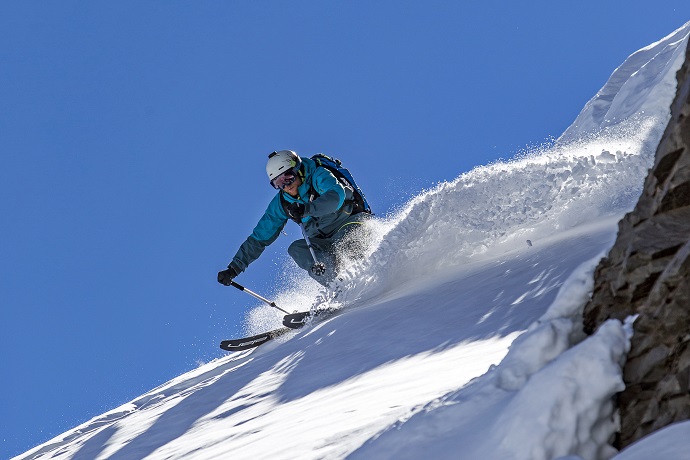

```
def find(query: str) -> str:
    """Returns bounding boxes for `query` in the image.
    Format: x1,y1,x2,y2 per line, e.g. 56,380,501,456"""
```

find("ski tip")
219,327,292,352
220,335,271,351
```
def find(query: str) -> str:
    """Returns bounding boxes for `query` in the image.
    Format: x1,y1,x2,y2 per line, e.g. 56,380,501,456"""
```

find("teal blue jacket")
230,156,359,273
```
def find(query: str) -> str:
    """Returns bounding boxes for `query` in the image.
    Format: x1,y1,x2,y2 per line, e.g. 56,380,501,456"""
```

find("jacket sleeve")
231,195,288,272
305,167,347,217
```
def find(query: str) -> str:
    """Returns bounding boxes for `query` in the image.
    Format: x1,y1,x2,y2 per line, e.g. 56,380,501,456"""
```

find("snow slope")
14,22,690,460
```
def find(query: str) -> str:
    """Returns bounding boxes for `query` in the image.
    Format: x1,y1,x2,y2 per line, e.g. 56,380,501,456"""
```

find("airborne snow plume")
14,21,690,460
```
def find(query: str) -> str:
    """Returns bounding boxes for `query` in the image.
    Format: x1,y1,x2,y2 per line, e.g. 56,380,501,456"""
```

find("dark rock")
582,37,690,449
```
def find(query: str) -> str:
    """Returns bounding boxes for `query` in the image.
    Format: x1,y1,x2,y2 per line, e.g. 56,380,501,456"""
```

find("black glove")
217,264,240,286
285,202,306,222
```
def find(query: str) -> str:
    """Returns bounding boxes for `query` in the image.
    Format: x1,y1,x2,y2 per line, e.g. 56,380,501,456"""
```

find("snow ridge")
559,21,690,142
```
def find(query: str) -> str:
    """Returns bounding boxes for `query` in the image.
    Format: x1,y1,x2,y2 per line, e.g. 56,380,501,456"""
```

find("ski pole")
228,280,290,314
300,223,326,276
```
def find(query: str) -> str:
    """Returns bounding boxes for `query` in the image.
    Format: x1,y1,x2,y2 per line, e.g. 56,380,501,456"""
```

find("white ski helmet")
266,150,301,181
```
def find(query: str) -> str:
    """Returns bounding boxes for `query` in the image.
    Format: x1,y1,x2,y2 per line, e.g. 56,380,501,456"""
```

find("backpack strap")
312,155,370,215
279,164,319,222
279,163,361,220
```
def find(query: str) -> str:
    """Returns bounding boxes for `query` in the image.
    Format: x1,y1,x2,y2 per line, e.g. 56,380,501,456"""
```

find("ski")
220,308,341,351
219,327,292,351
283,307,339,329
283,311,313,329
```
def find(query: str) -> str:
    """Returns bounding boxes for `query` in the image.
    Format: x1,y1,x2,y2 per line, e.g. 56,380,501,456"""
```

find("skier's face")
271,167,298,189
282,174,302,197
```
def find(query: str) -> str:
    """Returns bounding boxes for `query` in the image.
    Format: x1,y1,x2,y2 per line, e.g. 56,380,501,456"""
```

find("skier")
217,150,369,288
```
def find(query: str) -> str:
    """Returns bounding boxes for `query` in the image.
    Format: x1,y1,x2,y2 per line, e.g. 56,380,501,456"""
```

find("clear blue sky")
1,2,688,457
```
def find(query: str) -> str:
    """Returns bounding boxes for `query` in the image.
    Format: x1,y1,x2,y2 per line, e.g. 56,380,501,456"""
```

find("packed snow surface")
15,21,690,460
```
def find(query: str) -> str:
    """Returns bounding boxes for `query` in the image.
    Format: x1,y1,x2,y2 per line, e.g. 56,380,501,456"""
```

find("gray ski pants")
288,215,368,286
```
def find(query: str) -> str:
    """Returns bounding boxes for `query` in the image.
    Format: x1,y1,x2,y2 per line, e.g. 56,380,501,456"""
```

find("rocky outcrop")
582,39,690,449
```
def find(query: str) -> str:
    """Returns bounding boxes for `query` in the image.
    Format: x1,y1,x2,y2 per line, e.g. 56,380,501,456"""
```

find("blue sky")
1,2,688,457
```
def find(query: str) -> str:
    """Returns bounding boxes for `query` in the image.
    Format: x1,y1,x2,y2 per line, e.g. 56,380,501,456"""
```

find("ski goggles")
270,168,299,190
